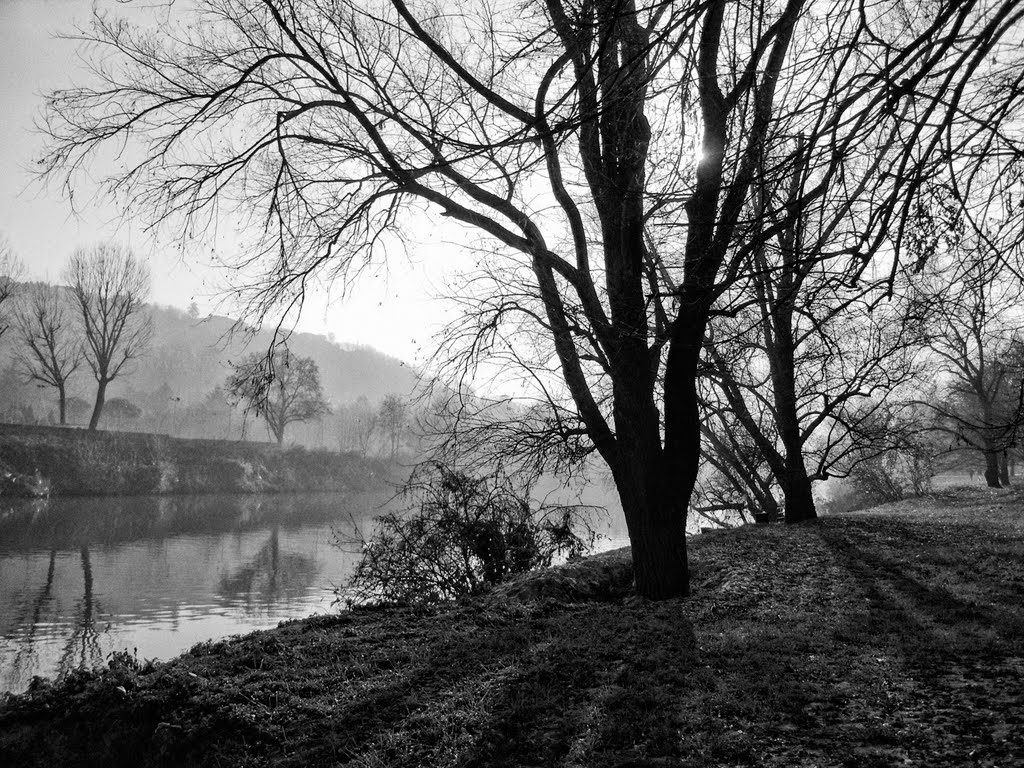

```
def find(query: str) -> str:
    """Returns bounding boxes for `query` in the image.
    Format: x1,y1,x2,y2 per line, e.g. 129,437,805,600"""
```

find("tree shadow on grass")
818,518,1024,663
0,599,698,768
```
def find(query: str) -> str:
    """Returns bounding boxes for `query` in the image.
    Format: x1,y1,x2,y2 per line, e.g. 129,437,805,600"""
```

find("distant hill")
125,304,419,407
0,290,420,448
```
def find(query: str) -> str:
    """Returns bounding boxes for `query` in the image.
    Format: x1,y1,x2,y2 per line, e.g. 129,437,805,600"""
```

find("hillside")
132,305,419,407
0,292,420,447
2,487,1022,767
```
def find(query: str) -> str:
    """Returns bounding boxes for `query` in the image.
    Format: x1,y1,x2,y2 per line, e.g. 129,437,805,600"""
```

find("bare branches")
36,0,1024,595
64,243,152,430
13,284,83,425
226,346,330,444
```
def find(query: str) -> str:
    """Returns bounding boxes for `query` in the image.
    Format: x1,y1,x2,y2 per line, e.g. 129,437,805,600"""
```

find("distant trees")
227,348,330,445
915,260,1024,487
13,283,82,424
376,394,408,462
65,244,152,430
103,397,142,427
0,236,26,342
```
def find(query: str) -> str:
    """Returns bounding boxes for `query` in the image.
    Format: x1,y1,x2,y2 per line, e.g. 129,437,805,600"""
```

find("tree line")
37,0,1024,598
0,240,150,430
0,237,417,454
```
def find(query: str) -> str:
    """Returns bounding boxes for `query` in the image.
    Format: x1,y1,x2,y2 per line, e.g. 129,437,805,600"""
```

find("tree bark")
781,455,817,523
612,458,691,599
88,379,108,431
999,450,1010,486
983,448,1001,488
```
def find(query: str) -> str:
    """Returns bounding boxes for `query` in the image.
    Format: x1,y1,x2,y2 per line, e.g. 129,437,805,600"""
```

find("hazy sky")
0,0,454,364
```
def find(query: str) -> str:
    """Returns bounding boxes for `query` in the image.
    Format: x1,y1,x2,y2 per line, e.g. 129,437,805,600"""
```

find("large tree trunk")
88,379,108,431
983,448,1001,488
780,456,817,523
999,450,1010,486
613,458,691,599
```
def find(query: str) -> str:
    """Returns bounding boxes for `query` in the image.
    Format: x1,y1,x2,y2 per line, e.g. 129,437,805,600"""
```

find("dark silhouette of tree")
38,0,1024,597
14,283,82,424
227,348,330,445
65,244,152,430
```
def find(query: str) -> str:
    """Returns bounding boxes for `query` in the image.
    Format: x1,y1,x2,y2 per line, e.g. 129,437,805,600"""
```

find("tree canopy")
227,348,330,445
40,0,1024,597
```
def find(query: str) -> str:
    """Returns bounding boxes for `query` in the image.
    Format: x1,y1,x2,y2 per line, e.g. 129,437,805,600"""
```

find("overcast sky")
0,0,453,365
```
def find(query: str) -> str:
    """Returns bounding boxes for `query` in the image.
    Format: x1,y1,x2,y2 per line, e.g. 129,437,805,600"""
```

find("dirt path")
2,488,1023,767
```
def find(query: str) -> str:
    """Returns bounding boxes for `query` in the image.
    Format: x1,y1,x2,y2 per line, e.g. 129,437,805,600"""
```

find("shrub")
337,463,596,606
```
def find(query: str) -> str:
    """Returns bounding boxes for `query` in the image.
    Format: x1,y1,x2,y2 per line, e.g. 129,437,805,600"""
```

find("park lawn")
2,487,1023,767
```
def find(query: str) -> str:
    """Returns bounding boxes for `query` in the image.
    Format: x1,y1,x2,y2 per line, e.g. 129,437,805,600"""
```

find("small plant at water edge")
336,463,597,606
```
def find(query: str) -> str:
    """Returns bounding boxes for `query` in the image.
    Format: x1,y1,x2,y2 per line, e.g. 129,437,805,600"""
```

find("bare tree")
227,347,330,445
0,235,26,342
39,0,1024,597
64,244,152,430
14,283,83,425
376,394,408,461
912,226,1024,488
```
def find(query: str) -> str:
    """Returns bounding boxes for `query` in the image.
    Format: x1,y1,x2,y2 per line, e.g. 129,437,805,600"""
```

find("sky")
0,0,455,365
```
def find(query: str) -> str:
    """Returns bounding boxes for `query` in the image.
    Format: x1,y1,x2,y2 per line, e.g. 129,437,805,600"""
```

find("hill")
133,304,419,407
2,487,1022,766
0,291,420,447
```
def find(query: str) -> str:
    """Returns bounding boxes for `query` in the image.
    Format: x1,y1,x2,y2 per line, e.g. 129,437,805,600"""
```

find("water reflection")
218,526,319,608
0,492,390,694
1,489,630,694
59,546,108,677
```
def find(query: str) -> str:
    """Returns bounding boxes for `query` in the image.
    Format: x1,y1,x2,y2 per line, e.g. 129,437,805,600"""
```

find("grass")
2,487,1023,766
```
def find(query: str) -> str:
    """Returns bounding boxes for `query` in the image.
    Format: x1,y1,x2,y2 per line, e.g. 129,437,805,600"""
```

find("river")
0,491,629,694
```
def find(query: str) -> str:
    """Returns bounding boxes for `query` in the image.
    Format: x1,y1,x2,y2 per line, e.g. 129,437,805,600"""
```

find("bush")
337,463,596,606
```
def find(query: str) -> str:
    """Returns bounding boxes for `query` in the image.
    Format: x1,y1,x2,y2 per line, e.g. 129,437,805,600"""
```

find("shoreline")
0,423,397,497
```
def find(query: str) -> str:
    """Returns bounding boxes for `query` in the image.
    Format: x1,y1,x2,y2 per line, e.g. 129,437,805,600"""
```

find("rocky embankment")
0,424,393,497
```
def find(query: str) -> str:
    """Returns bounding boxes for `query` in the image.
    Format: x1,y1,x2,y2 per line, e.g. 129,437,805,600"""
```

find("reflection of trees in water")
6,548,58,685
218,526,319,610
57,545,107,677
0,492,385,553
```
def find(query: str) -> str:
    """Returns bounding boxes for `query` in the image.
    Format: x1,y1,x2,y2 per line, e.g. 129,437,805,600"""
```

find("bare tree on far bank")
227,348,330,445
65,244,151,430
14,283,83,424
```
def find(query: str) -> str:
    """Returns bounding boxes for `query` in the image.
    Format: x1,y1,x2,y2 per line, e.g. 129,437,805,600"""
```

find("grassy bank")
2,488,1023,766
0,423,395,496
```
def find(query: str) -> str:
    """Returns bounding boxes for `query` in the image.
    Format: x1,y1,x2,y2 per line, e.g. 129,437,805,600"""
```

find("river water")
0,491,629,694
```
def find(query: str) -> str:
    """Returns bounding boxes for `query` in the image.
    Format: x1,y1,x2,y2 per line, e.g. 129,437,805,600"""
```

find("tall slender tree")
65,244,152,430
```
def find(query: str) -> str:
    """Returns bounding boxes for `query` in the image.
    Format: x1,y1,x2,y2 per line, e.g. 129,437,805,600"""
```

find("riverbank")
0,424,397,496
2,487,1023,766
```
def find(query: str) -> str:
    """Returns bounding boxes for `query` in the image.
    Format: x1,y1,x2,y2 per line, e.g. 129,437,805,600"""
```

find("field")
2,487,1022,767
